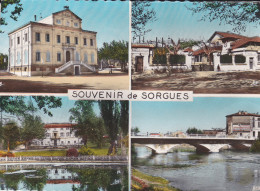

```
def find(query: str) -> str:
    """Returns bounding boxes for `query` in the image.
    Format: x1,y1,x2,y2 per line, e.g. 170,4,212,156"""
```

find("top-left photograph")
0,0,129,93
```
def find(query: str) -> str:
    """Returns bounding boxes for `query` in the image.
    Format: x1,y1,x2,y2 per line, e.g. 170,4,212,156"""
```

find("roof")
47,179,80,184
132,44,155,49
231,36,260,49
183,47,193,52
208,31,247,42
44,123,76,128
226,111,260,117
53,8,82,21
192,46,222,56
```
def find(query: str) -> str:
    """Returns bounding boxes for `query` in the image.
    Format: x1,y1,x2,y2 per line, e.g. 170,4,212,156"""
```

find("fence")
0,155,128,162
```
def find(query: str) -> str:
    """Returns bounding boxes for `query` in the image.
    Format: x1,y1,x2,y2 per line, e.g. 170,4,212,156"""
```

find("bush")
250,139,260,152
170,55,185,65
153,55,167,65
78,145,95,156
0,151,15,157
220,54,232,63
66,148,78,157
235,54,246,63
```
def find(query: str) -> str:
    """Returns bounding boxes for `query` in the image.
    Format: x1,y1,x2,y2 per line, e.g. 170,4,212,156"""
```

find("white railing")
80,61,96,72
55,61,73,73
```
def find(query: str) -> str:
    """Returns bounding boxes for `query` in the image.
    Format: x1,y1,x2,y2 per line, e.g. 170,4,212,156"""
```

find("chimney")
34,15,37,21
64,6,69,10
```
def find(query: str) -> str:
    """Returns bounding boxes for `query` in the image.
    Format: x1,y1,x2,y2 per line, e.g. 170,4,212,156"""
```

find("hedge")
235,54,246,63
170,55,186,65
153,54,167,65
220,54,232,63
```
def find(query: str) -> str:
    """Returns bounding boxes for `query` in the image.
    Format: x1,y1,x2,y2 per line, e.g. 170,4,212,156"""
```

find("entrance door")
136,56,143,72
54,140,57,147
66,51,71,62
75,66,80,75
249,57,254,69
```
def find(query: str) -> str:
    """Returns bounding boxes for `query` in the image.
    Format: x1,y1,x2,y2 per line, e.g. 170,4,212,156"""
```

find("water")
134,146,260,191
0,163,128,191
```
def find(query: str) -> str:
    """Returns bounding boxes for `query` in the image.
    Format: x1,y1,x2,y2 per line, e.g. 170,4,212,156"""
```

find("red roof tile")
183,47,193,52
132,44,155,48
44,123,76,129
226,112,260,117
231,36,260,49
208,31,247,42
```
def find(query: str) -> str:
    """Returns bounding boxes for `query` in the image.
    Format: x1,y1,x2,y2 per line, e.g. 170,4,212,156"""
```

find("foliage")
15,150,66,157
153,48,167,65
2,122,20,151
0,53,8,70
235,54,246,63
187,2,260,33
220,54,232,64
131,144,138,165
180,40,200,50
66,148,78,157
1,0,23,33
22,169,47,191
98,40,128,71
78,145,95,156
169,55,186,65
250,139,260,152
21,115,45,149
186,127,203,134
131,127,140,136
119,101,129,136
132,1,157,38
132,169,169,185
0,151,15,157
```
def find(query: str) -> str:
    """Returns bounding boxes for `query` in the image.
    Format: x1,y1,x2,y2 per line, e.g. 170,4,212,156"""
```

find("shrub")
78,145,95,156
170,55,185,65
220,54,232,63
0,151,15,157
250,139,260,152
235,54,246,63
66,148,78,157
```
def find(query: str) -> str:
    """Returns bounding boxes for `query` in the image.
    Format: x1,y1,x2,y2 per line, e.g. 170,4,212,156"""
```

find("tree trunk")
166,53,171,76
7,140,10,152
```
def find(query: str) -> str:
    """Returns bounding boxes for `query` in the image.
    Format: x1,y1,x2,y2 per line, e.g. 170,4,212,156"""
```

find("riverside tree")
2,122,20,152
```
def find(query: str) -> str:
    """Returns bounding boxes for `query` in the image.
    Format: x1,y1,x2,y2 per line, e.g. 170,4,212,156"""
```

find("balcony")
62,43,76,48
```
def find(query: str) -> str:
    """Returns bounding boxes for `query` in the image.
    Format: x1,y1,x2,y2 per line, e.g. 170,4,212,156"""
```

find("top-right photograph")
131,1,260,94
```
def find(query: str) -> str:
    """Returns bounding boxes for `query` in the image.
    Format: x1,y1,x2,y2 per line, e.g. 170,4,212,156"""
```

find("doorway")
66,51,71,62
74,66,80,75
249,57,254,69
136,56,143,72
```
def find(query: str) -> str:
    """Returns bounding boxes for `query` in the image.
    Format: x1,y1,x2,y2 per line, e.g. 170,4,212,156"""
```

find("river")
0,163,128,191
135,146,260,191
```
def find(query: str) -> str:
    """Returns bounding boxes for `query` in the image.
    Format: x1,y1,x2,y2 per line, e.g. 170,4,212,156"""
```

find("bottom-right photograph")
131,97,260,191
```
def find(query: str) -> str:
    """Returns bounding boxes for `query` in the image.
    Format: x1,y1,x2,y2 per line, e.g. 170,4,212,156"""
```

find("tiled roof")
231,36,260,49
183,47,193,52
192,46,222,56
208,31,247,42
53,9,82,21
44,123,76,128
132,44,155,48
226,112,260,117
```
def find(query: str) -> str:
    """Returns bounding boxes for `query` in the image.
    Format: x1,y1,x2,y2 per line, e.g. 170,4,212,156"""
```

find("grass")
15,150,66,157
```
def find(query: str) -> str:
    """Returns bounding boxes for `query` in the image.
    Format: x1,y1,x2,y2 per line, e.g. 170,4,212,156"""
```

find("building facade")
8,7,97,76
226,111,260,139
32,123,83,147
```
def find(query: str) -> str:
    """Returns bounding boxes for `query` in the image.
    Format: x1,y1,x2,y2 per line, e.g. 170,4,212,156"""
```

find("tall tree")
21,115,45,149
69,100,97,145
98,101,120,155
2,122,20,152
0,53,8,70
187,2,260,33
119,101,129,136
1,0,23,33
132,1,157,39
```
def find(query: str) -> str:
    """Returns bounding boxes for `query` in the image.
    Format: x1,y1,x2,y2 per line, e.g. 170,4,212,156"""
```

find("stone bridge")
131,136,255,153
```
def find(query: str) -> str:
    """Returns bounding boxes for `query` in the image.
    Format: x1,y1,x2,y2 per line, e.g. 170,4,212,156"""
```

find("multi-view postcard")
131,1,260,94
0,0,129,93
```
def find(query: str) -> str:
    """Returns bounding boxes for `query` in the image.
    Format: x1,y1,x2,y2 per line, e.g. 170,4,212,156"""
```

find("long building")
8,6,97,76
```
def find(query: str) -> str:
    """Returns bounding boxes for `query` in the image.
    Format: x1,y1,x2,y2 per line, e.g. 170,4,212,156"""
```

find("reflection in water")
0,164,128,191
135,146,260,191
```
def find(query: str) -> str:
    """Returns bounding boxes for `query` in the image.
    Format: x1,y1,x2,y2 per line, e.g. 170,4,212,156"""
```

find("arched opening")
66,51,70,62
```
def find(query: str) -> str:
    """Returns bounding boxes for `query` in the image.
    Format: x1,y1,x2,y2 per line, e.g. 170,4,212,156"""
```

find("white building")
132,44,154,72
32,123,83,147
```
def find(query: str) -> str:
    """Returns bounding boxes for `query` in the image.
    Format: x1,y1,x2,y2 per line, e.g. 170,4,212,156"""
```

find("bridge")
131,136,255,153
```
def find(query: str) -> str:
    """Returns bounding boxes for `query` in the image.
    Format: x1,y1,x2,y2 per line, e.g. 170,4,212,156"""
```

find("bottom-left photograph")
0,96,129,191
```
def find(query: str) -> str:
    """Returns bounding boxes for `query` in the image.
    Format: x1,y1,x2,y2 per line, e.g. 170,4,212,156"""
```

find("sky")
132,97,260,134
0,0,129,54
134,2,260,43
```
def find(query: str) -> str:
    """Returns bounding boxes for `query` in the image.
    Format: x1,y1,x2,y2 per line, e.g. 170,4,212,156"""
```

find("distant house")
149,133,161,137
186,31,260,71
226,111,260,139
32,123,83,147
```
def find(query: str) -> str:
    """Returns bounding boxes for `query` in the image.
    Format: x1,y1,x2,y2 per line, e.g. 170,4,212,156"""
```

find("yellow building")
8,6,97,76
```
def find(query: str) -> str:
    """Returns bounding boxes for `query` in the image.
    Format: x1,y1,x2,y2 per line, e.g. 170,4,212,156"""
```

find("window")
68,141,70,144
75,52,80,61
57,53,61,62
46,51,50,62
24,33,28,42
17,37,20,45
36,52,41,62
11,39,13,47
66,132,70,137
46,34,50,42
61,128,63,130
74,22,78,27
258,54,260,64
46,133,50,137
17,52,20,65
66,36,70,44
75,37,78,45
84,53,88,63
83,38,87,45
66,21,70,26
74,141,76,144
91,53,95,63
36,32,40,42
56,19,61,24
24,50,28,64
60,132,64,137
90,39,94,46
57,35,61,43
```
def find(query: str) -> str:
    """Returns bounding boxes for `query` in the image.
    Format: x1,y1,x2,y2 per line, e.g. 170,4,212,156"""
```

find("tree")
98,101,120,155
1,0,23,33
187,2,260,33
2,122,20,152
199,41,218,66
186,127,203,135
132,1,157,38
69,100,100,146
131,127,140,136
0,53,8,70
98,41,128,72
21,115,45,149
119,101,129,136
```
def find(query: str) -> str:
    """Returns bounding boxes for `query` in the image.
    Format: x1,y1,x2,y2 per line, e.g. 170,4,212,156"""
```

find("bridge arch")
145,144,179,154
